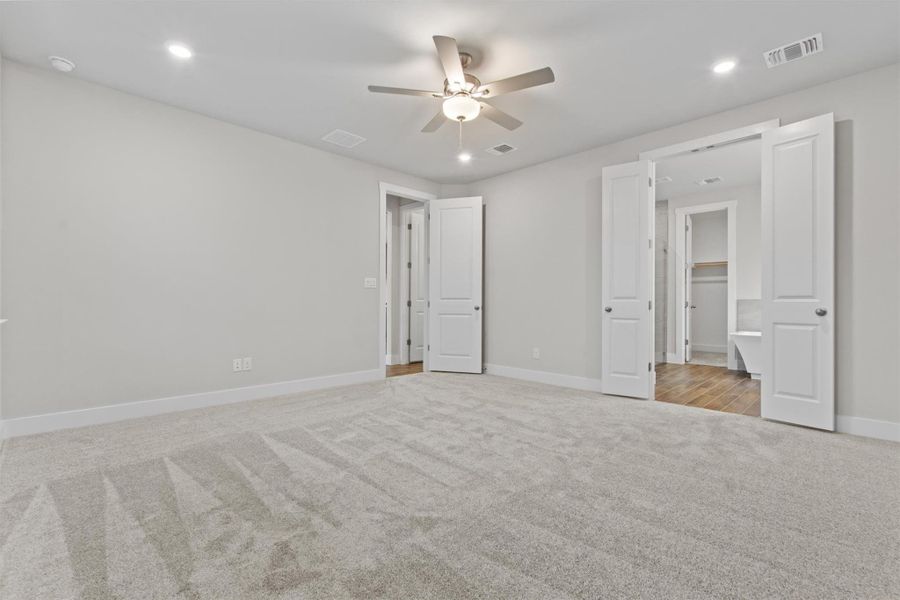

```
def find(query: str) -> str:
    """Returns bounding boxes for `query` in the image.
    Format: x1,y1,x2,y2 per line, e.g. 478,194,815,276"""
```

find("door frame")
639,119,779,373
378,183,436,376
399,203,425,364
673,201,737,367
385,207,394,364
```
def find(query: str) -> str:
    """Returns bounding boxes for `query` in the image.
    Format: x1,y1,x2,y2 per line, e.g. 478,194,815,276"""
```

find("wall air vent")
321,129,366,148
695,176,723,186
764,33,823,68
485,143,517,156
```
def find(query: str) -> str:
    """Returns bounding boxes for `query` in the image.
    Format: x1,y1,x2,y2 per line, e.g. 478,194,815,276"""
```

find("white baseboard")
0,368,384,440
484,364,603,392
836,415,900,442
692,344,727,353
666,353,682,364
385,354,397,366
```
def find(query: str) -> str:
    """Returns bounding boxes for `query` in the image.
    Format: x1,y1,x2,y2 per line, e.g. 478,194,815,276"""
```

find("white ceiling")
1,1,897,184
656,138,761,199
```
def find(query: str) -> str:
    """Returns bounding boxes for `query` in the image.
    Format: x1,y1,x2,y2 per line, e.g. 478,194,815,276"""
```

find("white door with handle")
684,214,693,362
761,113,835,430
601,161,654,398
428,196,483,373
408,209,427,362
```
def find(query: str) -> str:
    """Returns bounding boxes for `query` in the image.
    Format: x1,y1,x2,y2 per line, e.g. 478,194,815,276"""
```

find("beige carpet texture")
1,373,898,599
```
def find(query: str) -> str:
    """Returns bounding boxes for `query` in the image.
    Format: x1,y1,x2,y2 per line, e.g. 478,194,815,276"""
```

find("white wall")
465,64,900,426
690,210,728,263
0,60,438,420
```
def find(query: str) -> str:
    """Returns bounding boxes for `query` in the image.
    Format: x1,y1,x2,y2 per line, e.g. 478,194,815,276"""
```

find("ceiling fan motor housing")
444,73,481,95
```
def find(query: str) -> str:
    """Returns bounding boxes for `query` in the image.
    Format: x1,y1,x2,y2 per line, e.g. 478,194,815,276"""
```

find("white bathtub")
730,331,762,379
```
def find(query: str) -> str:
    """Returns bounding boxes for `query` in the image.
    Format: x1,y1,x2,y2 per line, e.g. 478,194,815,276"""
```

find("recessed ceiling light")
712,59,736,74
48,56,75,72
167,43,193,59
458,152,472,163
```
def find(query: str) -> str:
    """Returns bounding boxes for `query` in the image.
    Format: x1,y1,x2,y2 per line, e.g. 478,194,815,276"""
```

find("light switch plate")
364,277,377,288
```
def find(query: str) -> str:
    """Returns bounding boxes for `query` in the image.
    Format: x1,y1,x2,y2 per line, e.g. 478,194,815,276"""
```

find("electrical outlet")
532,347,540,360
364,277,377,288
242,357,253,371
232,358,243,372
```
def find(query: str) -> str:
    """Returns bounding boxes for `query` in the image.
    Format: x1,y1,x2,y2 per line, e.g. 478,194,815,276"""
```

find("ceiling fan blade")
433,35,466,90
480,67,555,97
421,110,447,133
479,102,523,130
368,85,441,97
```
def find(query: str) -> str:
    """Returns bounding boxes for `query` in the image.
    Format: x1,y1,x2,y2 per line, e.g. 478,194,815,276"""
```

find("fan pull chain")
458,118,463,151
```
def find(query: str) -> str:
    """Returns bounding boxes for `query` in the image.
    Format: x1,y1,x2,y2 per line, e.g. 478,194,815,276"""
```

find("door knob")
604,307,612,313
690,305,697,309
474,306,480,311
815,308,827,316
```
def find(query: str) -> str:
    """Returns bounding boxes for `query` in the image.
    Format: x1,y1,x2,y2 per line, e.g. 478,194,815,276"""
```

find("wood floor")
386,362,423,377
386,360,759,415
655,362,760,417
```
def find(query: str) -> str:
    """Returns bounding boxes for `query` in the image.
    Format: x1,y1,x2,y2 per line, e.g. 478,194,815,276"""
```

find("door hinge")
685,339,689,346
407,223,412,230
407,300,411,307
407,262,412,269
684,301,689,308
649,239,652,249
427,344,430,351
648,362,652,372
648,177,652,187
648,300,652,310
406,339,411,346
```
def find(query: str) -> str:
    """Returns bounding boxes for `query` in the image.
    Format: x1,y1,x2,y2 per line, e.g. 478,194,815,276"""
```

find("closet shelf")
692,260,727,268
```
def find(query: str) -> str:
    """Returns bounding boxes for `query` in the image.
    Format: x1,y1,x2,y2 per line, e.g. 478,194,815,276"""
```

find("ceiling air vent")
764,33,823,68
321,129,366,148
485,143,517,156
695,176,723,186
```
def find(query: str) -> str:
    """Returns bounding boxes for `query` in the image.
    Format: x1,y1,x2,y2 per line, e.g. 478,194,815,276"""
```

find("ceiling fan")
368,35,555,133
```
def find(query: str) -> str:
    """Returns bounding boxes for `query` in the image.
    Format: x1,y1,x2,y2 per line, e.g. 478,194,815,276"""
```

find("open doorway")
378,184,485,379
385,195,426,377
378,184,435,378
603,115,835,431
653,137,762,415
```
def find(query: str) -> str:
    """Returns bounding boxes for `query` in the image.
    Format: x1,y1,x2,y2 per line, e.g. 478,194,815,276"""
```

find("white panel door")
409,209,426,362
684,214,693,362
428,197,483,373
602,161,654,398
761,113,834,430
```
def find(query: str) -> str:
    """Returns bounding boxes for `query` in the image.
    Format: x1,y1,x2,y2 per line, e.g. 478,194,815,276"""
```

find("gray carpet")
1,373,898,599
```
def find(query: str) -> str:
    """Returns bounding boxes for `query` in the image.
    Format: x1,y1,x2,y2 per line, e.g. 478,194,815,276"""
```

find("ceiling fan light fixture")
442,94,481,122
